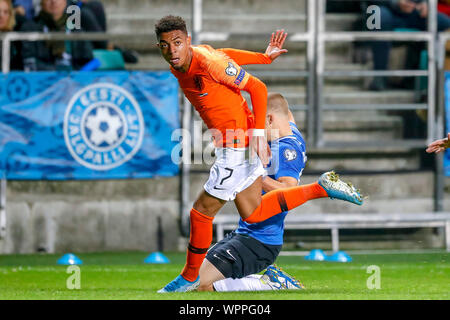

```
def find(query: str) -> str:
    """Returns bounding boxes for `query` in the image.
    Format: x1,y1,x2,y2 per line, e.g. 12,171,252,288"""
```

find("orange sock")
181,208,214,282
243,182,328,224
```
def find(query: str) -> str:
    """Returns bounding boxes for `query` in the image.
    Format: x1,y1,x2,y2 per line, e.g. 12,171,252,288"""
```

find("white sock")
213,274,276,292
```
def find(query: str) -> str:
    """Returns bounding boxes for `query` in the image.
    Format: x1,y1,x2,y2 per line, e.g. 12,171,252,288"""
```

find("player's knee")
193,194,223,217
192,202,213,217
192,200,205,214
240,205,261,224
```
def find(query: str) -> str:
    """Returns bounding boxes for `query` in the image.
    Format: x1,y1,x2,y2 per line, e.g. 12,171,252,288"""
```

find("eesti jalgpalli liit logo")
64,83,144,170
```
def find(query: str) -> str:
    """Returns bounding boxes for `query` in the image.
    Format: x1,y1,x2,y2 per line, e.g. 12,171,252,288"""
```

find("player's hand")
250,135,272,167
426,133,450,154
265,29,288,62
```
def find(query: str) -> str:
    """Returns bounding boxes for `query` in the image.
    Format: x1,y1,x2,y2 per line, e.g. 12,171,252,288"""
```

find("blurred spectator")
0,0,24,70
367,0,450,91
12,0,35,20
71,0,139,63
75,0,105,31
0,0,15,31
438,1,450,71
21,0,94,71
65,0,107,50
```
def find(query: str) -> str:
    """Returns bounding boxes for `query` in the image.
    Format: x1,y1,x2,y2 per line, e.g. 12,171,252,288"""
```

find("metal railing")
214,212,450,252
0,31,160,73
315,0,438,148
190,0,316,144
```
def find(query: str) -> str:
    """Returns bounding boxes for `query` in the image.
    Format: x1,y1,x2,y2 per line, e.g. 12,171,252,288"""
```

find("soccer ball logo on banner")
64,83,144,171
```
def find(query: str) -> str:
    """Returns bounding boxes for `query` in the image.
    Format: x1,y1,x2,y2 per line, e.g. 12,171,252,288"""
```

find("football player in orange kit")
155,15,363,293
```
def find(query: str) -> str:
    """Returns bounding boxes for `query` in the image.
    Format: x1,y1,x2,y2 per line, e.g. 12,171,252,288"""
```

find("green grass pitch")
0,251,448,300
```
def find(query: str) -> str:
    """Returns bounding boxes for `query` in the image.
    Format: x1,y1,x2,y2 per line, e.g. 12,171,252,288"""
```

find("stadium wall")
0,179,181,254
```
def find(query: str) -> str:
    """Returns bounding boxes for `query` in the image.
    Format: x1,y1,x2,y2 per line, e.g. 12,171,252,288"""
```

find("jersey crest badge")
284,149,297,161
225,62,238,76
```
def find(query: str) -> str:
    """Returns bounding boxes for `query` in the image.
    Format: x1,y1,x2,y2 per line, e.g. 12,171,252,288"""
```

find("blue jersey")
235,122,307,245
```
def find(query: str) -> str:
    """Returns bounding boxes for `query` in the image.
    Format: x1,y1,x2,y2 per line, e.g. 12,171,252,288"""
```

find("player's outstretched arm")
243,76,271,166
217,29,288,66
426,132,450,154
217,48,272,66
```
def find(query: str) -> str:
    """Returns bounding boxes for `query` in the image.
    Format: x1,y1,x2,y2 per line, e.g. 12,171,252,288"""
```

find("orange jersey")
171,45,270,147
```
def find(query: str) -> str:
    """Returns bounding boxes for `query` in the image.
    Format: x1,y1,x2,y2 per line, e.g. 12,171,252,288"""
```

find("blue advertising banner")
0,71,180,180
444,73,450,176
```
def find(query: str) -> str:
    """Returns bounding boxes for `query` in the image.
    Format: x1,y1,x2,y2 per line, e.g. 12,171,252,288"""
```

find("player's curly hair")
155,15,188,39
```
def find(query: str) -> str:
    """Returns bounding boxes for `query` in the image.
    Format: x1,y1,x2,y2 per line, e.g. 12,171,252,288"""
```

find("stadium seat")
418,49,428,91
92,49,126,70
393,27,420,32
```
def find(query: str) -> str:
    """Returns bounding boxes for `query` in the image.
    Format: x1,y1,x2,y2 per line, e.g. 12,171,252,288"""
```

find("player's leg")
233,176,263,220
234,174,327,223
158,190,225,293
181,190,225,281
213,267,305,292
213,274,279,292
193,189,226,217
160,148,251,292
235,171,363,224
197,258,226,291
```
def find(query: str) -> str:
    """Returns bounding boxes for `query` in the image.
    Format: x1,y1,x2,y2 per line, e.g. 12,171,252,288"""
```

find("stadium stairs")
1,0,448,254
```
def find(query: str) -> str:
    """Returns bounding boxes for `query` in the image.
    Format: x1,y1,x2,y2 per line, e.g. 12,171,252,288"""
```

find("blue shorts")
205,232,282,279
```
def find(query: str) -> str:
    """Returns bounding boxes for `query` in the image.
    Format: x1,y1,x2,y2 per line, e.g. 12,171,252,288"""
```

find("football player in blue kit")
196,92,357,291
